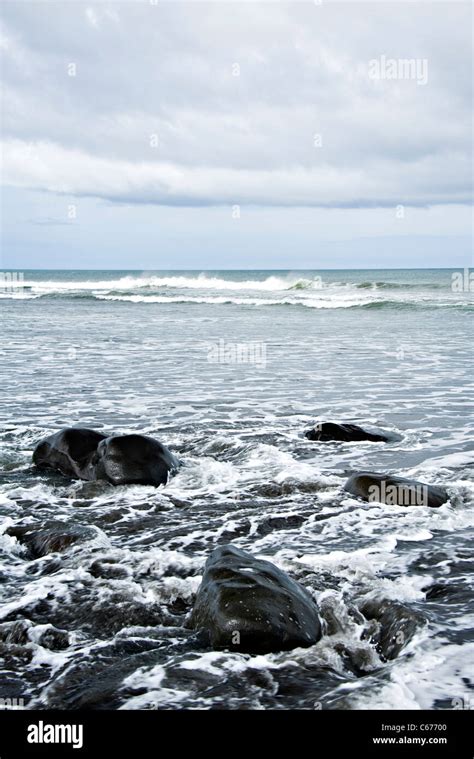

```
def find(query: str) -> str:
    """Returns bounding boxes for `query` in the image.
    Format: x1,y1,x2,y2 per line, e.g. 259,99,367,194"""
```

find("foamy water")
1,269,472,311
0,269,473,710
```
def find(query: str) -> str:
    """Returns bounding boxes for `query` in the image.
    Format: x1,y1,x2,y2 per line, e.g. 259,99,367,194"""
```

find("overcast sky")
0,0,472,269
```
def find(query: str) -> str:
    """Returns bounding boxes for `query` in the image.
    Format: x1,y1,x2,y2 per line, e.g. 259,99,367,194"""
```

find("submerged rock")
188,544,322,653
35,626,70,651
89,558,131,580
305,422,396,443
344,471,448,508
0,620,69,651
32,428,179,486
33,428,106,480
360,598,425,661
0,620,30,645
6,522,95,558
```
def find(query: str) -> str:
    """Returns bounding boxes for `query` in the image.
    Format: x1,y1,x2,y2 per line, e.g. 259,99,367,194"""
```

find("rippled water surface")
1,269,473,709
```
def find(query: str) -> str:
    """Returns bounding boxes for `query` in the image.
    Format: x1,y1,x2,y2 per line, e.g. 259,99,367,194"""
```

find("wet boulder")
344,472,448,508
0,620,69,651
305,422,396,443
32,428,179,487
0,620,31,645
92,434,179,486
6,522,96,559
360,598,425,661
89,558,131,580
188,545,322,653
33,428,106,480
35,626,70,651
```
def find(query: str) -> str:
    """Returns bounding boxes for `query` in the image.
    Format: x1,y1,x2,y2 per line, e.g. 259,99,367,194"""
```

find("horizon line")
1,266,471,272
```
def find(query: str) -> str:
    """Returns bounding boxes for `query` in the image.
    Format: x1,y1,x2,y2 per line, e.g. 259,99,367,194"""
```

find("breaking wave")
1,272,471,311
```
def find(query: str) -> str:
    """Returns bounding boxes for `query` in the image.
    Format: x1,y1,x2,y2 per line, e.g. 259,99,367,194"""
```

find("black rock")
6,522,95,559
305,422,396,443
188,545,322,653
360,598,425,661
256,514,306,536
32,428,179,487
0,620,69,650
37,626,70,651
92,434,179,486
33,428,106,480
0,620,30,645
344,472,449,508
89,559,130,580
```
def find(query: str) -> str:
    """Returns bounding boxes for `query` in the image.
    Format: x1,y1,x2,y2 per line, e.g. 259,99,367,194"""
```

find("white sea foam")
4,274,317,294
349,640,474,710
96,293,390,309
2,272,471,311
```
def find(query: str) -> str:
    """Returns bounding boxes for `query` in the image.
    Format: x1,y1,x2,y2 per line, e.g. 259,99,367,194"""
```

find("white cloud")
0,1,472,209
2,138,469,208
85,8,99,28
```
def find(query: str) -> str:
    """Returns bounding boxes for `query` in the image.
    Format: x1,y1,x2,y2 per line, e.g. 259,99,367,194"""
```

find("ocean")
0,268,473,710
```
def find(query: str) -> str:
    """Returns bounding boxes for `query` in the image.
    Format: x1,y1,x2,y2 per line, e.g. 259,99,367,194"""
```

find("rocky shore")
28,422,451,657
